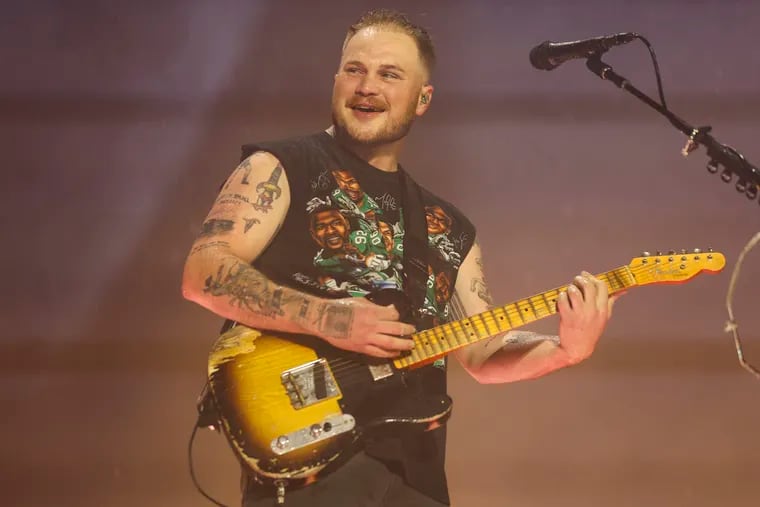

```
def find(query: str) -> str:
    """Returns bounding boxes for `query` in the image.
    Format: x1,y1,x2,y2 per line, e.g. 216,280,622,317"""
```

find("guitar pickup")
281,358,340,409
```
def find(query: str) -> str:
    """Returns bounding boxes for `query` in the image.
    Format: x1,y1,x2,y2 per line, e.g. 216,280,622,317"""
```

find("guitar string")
210,259,704,381
210,259,711,400
211,273,627,379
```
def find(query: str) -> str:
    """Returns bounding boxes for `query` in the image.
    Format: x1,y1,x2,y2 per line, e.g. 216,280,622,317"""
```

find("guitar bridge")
281,358,340,409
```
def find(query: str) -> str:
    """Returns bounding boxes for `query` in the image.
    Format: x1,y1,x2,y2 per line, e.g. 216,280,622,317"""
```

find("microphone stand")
584,56,760,380
585,56,760,203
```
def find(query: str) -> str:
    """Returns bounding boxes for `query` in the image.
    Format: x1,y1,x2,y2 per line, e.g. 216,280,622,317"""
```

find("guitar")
205,250,725,485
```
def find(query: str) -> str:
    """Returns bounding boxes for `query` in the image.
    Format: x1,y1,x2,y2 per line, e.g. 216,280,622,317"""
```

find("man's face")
332,27,433,146
310,209,349,252
378,220,394,252
333,170,363,202
435,271,451,305
425,205,451,235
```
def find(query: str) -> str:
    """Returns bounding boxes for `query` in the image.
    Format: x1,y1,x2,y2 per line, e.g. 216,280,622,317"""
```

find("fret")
527,297,540,318
517,300,536,324
438,325,458,348
479,309,503,335
506,303,524,326
529,295,550,318
439,329,457,353
430,328,447,355
465,314,486,341
440,324,460,353
541,291,559,316
417,329,437,359
491,306,513,331
449,320,470,344
610,268,626,292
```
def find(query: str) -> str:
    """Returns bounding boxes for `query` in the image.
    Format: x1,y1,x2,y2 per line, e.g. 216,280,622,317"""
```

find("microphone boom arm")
585,56,760,203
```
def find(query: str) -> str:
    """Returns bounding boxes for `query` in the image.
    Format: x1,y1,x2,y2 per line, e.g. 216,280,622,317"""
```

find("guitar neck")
393,265,636,370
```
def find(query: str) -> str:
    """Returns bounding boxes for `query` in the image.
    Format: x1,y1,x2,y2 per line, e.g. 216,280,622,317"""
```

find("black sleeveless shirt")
241,132,476,504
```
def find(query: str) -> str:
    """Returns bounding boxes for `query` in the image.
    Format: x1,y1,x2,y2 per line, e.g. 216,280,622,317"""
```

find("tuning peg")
668,250,676,255
746,185,758,200
721,169,733,183
641,251,651,257
693,248,702,253
707,160,720,173
656,251,663,255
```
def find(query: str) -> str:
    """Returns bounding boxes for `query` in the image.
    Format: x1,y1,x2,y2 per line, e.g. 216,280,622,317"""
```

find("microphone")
529,33,637,71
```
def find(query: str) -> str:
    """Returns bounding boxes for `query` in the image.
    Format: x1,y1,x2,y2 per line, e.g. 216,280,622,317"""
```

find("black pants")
242,452,448,507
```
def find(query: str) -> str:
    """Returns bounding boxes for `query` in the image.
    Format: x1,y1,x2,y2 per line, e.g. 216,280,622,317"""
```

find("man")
182,8,617,506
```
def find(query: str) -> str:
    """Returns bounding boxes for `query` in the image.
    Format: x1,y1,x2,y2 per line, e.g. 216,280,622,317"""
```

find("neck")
327,125,403,173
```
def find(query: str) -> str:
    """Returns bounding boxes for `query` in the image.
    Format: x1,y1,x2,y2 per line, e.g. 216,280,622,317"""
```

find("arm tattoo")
502,330,560,348
215,193,255,207
202,261,295,318
253,164,284,212
470,256,494,306
243,217,260,233
189,240,231,256
224,158,253,189
199,219,234,238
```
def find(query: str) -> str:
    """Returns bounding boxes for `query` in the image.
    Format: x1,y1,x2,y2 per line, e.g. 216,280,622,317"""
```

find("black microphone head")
529,41,558,71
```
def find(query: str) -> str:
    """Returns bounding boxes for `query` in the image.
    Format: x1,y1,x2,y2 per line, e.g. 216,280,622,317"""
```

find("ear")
415,84,434,116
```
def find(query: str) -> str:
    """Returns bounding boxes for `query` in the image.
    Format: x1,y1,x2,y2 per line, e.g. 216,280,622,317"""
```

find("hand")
557,271,621,363
310,297,416,358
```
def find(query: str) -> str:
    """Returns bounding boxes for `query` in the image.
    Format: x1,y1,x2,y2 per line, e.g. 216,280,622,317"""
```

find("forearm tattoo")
203,260,292,318
502,330,560,348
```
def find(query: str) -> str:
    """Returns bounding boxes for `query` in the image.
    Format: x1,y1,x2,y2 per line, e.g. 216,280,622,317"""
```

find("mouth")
325,235,343,248
348,102,386,117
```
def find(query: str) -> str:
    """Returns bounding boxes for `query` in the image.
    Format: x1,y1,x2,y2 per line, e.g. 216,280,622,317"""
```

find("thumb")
607,292,626,317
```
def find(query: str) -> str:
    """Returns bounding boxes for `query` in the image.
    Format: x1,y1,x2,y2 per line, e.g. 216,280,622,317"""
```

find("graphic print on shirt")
296,168,467,338
303,169,404,296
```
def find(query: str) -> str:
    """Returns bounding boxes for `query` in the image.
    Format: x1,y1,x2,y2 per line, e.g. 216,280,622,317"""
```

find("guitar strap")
397,167,434,329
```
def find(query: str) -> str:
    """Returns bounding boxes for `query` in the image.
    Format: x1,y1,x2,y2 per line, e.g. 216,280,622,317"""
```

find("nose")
355,73,380,97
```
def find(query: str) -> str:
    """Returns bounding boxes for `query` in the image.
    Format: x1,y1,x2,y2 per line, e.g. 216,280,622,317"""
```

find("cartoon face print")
425,205,452,235
434,270,452,307
309,207,350,254
332,169,365,204
377,220,394,254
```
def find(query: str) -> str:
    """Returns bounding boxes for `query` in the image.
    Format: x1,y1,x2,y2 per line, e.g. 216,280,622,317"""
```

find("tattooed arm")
181,152,414,358
453,241,617,384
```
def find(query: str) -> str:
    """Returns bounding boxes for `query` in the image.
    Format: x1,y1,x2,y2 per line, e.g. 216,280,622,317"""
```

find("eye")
381,71,400,80
345,66,362,75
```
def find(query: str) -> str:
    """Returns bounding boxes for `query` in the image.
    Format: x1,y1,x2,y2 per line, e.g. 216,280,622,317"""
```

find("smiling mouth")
325,235,343,248
349,102,385,114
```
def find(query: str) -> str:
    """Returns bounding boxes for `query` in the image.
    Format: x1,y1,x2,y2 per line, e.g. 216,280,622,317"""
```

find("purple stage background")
2,1,759,505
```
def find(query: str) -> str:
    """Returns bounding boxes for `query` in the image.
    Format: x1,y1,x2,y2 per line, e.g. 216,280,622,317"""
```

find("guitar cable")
723,231,760,380
188,382,229,507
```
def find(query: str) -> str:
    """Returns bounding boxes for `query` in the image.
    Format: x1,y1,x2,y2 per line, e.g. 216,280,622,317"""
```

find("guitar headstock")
628,249,726,286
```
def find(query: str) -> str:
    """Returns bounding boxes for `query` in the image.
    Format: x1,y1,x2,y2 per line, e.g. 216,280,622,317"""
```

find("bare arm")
453,241,617,384
181,152,414,357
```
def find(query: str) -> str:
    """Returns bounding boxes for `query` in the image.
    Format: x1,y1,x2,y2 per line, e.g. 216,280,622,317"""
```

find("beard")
331,97,418,147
